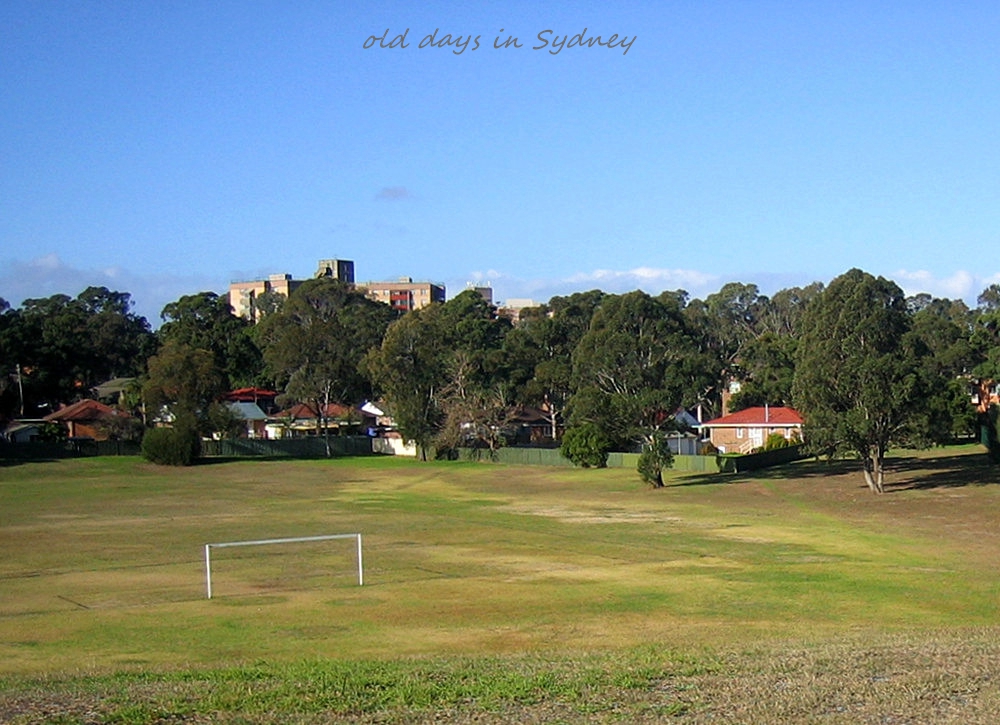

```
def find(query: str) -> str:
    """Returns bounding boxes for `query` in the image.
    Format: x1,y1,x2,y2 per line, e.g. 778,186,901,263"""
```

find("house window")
736,428,743,438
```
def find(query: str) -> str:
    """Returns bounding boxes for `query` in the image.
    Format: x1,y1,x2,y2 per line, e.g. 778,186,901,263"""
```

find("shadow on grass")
885,451,1000,491
669,457,858,488
670,449,1000,492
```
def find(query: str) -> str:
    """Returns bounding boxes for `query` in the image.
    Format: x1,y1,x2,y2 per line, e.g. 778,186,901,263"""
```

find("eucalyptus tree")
792,269,935,493
906,298,977,445
364,303,447,459
510,290,606,440
366,290,515,458
261,278,395,456
568,290,699,451
3,288,154,414
142,340,226,421
727,283,823,411
158,291,263,389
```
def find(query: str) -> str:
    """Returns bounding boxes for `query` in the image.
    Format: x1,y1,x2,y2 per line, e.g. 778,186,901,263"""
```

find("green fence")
457,447,574,466
200,436,374,458
1,436,373,461
459,447,723,472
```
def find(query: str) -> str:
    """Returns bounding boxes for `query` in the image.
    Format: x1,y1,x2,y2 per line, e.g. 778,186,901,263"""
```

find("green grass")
2,448,1000,722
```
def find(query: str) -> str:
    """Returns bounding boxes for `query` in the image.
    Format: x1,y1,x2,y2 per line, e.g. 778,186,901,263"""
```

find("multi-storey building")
315,258,355,282
359,277,446,313
229,273,302,321
229,258,355,320
229,260,450,319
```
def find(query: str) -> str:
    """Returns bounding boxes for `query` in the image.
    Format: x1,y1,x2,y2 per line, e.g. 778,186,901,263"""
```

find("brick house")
699,406,803,454
44,399,130,440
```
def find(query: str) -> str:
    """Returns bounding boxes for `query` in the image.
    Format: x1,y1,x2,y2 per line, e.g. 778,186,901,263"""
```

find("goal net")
204,533,363,599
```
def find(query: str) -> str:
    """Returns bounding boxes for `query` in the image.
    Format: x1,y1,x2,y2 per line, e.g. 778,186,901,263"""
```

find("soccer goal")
204,533,363,599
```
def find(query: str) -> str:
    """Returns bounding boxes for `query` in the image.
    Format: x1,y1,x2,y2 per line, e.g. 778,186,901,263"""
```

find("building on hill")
229,258,355,320
315,258,355,282
699,406,803,455
229,273,303,321
358,277,445,313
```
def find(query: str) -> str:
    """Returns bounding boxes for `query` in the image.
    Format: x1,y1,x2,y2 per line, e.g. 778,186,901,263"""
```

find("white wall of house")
373,437,417,456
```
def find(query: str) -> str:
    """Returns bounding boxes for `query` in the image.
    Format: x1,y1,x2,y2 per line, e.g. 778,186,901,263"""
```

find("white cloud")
893,269,978,302
0,255,223,326
458,266,723,306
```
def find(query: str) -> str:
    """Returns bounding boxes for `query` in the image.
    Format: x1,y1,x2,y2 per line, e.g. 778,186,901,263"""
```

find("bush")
141,421,201,466
560,423,611,468
764,432,791,451
637,434,674,487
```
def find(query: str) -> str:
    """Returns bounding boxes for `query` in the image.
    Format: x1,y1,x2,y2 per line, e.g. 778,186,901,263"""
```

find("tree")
726,283,823,412
792,269,930,493
906,299,977,445
512,291,606,441
728,332,797,410
568,291,698,450
560,422,611,468
366,290,515,460
637,432,674,487
2,288,155,415
365,304,447,459
434,351,518,455
261,278,394,457
158,292,263,389
142,340,227,427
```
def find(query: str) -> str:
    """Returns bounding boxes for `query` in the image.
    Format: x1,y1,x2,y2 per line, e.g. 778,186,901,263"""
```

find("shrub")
141,420,201,466
637,434,674,487
560,423,611,468
764,432,791,451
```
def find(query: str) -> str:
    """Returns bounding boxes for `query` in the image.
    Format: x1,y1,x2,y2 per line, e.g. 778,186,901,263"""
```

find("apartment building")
359,277,446,313
229,258,355,320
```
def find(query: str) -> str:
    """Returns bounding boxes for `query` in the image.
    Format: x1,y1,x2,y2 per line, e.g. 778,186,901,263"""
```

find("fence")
2,434,801,473
1,436,374,461
199,436,374,458
459,446,723,472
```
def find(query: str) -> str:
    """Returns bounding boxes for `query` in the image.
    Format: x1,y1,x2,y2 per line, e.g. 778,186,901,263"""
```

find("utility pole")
16,363,24,417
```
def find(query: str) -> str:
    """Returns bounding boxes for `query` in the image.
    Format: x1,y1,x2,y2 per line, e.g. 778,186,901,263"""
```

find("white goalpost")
204,533,363,599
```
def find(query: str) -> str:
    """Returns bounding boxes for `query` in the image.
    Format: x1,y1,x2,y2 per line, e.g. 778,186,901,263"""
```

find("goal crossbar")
204,533,363,599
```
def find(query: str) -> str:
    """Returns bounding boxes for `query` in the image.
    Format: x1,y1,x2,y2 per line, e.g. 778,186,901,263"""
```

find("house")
699,406,803,455
511,405,561,444
92,377,136,405
224,401,269,439
43,399,130,441
222,387,279,414
2,420,46,443
266,402,375,439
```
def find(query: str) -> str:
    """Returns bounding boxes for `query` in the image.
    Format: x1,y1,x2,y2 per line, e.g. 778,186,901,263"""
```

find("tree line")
3,269,1000,489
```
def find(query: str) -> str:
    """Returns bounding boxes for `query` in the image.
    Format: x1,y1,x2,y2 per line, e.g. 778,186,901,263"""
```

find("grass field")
2,447,1000,722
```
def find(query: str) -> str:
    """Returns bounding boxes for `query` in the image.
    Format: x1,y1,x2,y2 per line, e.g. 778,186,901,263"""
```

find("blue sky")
3,1,1000,323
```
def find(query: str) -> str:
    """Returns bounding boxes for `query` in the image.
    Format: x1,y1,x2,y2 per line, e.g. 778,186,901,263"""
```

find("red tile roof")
223,387,278,402
44,399,125,422
701,406,803,427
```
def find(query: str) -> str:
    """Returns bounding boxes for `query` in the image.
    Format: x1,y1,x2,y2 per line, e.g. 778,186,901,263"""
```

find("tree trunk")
863,449,885,494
